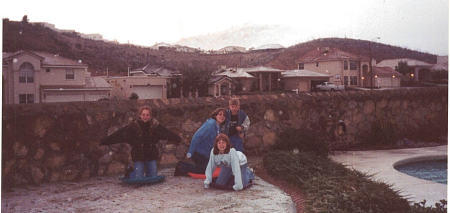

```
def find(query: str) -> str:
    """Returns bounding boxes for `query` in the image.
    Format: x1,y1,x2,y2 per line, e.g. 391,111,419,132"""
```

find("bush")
273,128,328,157
359,117,399,146
263,151,447,212
129,92,139,100
264,151,411,212
410,200,447,213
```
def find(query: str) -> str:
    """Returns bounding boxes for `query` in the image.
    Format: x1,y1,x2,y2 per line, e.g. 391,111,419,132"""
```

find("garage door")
44,93,84,103
131,86,163,99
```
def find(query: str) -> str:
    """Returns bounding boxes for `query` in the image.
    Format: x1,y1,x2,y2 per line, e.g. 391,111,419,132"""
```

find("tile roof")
85,76,112,88
3,50,87,67
214,68,256,78
241,66,284,73
298,47,370,62
373,66,402,77
35,52,87,67
377,58,433,67
133,64,181,77
281,69,331,78
208,75,233,84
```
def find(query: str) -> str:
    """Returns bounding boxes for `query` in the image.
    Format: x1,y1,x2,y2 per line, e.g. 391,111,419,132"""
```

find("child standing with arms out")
101,105,180,179
224,97,250,152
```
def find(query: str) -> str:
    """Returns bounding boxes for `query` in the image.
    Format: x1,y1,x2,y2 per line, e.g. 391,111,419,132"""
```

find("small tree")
397,61,413,76
21,15,28,24
129,92,139,100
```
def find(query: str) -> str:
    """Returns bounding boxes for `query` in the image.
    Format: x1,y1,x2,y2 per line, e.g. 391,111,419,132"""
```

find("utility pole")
369,37,380,89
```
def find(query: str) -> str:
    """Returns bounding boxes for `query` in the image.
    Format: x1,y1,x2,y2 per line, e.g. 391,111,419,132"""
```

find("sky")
2,0,449,55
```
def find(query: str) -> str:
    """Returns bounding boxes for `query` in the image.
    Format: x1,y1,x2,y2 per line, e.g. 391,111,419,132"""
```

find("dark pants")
174,152,209,176
191,152,209,174
229,135,244,152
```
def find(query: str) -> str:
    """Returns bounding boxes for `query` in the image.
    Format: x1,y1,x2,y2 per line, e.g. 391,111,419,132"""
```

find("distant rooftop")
299,47,370,62
3,50,87,67
281,69,330,78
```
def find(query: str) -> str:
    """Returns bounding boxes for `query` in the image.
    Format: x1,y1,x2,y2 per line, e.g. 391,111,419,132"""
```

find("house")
376,58,433,81
281,69,331,92
217,46,247,54
431,56,448,71
104,64,181,100
105,76,168,100
372,67,401,88
213,66,284,93
242,66,285,92
130,64,182,98
213,67,256,92
2,50,111,104
208,75,233,97
296,47,370,88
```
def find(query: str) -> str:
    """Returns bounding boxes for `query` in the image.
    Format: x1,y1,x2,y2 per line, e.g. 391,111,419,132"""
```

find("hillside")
3,19,437,76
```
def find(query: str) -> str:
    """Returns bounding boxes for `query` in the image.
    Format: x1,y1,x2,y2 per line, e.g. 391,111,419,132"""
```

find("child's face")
217,139,227,152
215,111,226,124
140,109,151,122
229,104,240,115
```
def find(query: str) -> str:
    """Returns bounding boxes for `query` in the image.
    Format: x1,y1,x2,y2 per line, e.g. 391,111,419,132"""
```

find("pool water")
395,159,447,184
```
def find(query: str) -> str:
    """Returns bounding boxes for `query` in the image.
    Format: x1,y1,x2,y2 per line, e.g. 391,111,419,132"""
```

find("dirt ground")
2,167,295,213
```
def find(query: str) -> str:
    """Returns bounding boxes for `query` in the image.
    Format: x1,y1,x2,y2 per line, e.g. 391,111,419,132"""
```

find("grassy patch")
263,151,447,213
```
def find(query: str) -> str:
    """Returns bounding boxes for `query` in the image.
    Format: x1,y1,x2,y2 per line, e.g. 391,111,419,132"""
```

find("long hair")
210,107,226,120
213,133,232,155
138,105,152,117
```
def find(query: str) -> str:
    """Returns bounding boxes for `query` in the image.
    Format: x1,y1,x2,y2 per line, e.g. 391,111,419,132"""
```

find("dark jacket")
223,109,250,137
101,118,181,161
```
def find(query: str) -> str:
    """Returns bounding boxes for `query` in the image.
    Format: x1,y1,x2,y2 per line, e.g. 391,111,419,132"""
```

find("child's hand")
235,126,242,132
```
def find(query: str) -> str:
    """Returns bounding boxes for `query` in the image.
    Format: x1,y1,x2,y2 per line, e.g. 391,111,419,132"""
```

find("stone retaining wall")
2,87,447,187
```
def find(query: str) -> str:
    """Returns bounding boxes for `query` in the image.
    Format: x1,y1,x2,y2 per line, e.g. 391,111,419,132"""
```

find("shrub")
359,117,399,146
273,128,328,157
410,200,447,213
129,92,139,100
264,151,411,212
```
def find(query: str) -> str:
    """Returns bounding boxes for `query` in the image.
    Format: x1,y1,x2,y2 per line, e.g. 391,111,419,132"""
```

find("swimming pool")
394,156,447,184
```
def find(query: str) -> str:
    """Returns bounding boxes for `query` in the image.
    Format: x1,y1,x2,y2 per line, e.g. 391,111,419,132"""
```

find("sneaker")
124,166,134,179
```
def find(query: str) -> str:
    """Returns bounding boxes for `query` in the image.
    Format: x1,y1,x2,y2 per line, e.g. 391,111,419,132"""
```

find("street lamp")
369,37,381,89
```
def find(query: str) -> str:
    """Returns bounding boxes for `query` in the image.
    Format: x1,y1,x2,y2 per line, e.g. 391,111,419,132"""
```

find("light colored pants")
130,160,157,178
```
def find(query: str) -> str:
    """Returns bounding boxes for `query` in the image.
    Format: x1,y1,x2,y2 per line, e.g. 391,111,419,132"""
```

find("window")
19,62,34,83
66,69,74,80
344,61,348,70
27,94,34,103
344,76,349,85
316,62,319,67
298,63,304,70
350,76,358,85
350,61,358,70
335,74,341,80
19,94,34,104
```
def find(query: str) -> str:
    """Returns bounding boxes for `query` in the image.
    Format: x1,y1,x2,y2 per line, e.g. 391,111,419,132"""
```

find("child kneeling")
204,134,254,191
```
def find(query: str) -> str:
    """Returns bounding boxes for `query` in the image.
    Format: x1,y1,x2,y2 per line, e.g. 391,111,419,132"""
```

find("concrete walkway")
2,168,295,213
330,145,447,206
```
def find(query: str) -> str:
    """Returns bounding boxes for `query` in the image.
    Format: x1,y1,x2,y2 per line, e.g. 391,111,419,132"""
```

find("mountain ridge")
3,19,437,76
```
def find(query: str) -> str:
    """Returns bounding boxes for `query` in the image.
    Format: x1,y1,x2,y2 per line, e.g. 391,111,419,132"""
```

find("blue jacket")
224,109,250,137
188,118,221,158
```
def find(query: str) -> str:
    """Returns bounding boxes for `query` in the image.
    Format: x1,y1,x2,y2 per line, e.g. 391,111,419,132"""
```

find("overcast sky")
2,0,449,55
